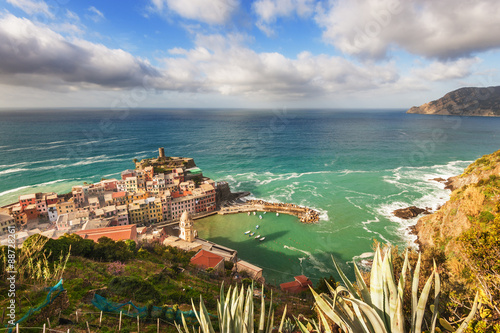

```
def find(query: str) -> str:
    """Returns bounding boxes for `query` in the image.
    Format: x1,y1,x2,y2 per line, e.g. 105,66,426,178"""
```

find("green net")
5,279,65,332
91,294,202,325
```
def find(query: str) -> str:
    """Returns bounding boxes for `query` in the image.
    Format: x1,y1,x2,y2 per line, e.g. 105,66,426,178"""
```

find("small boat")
263,211,266,214
247,212,251,216
276,213,279,217
259,237,266,241
259,215,262,219
244,230,251,234
256,225,259,229
250,232,255,236
255,235,261,239
253,212,256,215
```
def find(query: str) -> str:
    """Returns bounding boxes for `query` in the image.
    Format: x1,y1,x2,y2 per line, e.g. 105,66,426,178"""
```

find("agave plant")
303,246,479,333
176,283,287,333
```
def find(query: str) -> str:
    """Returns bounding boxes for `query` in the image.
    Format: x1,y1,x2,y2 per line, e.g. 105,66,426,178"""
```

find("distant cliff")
407,86,500,117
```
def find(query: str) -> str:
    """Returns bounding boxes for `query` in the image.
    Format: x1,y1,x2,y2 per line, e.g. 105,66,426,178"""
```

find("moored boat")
259,237,265,241
244,230,251,234
250,232,255,236
259,215,262,219
276,213,279,216
256,225,259,229
255,235,261,239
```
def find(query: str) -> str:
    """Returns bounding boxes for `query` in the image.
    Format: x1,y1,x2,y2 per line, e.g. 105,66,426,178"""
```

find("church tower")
179,210,196,242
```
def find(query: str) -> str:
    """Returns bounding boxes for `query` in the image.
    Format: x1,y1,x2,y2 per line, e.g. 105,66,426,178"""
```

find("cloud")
253,0,315,36
160,33,399,98
149,0,238,25
316,0,500,60
0,14,159,90
412,58,481,82
6,0,53,18
86,6,105,23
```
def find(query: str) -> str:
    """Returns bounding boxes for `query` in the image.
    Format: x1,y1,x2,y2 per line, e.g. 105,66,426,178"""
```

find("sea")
1,109,499,284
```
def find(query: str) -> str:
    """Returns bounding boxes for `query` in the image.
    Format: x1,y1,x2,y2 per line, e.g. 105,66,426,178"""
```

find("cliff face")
407,86,500,117
414,149,500,255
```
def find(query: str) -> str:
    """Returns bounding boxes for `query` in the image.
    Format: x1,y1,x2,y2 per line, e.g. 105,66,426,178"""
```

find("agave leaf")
348,297,388,333
411,253,422,332
431,261,440,333
455,291,480,333
439,318,455,331
370,245,385,320
350,299,374,333
317,305,333,333
278,305,287,332
310,286,351,330
383,248,398,329
397,250,409,298
391,294,404,333
332,254,360,299
266,291,274,333
295,316,312,333
354,260,372,306
259,285,266,333
414,270,435,333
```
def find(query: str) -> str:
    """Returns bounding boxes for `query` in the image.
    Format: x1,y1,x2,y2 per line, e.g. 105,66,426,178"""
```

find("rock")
407,86,500,117
393,206,430,219
430,177,446,183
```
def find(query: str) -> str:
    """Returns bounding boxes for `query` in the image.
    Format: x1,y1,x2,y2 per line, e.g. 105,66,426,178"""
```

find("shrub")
108,276,161,303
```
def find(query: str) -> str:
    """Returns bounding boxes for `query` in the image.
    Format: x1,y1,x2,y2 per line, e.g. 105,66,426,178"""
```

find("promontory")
407,86,500,117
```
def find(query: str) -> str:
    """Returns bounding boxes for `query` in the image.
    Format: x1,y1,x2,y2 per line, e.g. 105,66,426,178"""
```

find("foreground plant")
305,246,479,333
176,283,287,333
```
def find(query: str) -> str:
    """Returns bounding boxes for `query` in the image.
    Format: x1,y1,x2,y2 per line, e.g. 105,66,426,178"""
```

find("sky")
0,0,500,109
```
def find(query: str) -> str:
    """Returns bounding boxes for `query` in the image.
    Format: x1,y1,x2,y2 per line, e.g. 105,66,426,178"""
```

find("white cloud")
412,58,481,82
149,0,238,25
86,6,105,23
6,0,53,18
159,32,399,98
316,0,500,60
253,0,315,36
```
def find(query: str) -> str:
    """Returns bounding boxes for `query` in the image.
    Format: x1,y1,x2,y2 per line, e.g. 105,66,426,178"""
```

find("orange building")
280,275,313,293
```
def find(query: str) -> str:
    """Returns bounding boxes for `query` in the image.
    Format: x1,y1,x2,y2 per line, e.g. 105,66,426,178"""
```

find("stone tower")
158,147,165,159
179,210,196,242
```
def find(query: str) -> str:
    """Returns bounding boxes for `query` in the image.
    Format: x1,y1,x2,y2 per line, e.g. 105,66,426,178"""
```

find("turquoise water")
1,109,500,283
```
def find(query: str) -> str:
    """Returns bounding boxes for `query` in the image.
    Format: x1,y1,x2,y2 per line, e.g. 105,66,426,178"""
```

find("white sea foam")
0,178,74,197
0,168,27,175
283,245,330,273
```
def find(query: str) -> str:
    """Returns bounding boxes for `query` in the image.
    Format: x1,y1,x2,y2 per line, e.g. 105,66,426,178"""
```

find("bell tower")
179,210,196,242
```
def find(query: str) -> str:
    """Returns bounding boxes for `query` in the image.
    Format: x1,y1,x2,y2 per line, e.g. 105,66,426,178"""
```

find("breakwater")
218,199,320,223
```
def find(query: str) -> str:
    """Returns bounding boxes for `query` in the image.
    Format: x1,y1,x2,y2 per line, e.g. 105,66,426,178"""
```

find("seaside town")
0,148,319,291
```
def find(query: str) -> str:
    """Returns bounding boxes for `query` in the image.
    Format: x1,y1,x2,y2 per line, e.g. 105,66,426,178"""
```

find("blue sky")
0,0,499,109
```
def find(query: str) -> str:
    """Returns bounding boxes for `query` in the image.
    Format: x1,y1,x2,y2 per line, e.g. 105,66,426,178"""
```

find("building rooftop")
190,249,224,269
280,275,313,293
75,224,137,242
19,193,36,201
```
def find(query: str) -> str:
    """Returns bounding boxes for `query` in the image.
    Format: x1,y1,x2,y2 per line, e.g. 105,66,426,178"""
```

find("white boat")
247,212,251,216
255,235,261,239
263,211,266,214
244,230,251,234
256,225,259,229
276,213,279,217
253,212,256,215
259,237,266,241
259,215,262,219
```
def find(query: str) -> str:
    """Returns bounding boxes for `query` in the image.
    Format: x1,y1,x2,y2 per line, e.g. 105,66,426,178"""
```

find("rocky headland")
407,86,500,117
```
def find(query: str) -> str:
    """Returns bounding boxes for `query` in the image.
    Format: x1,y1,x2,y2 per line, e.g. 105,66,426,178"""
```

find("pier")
218,199,320,223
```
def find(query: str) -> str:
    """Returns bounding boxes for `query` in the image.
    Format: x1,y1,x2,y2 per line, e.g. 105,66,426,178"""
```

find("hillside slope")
407,86,500,117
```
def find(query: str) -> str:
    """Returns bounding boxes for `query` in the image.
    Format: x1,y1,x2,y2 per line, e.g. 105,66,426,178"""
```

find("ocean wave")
0,178,75,197
0,168,27,175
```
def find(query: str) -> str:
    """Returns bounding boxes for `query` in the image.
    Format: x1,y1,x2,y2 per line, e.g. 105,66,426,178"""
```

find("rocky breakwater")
246,199,321,223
